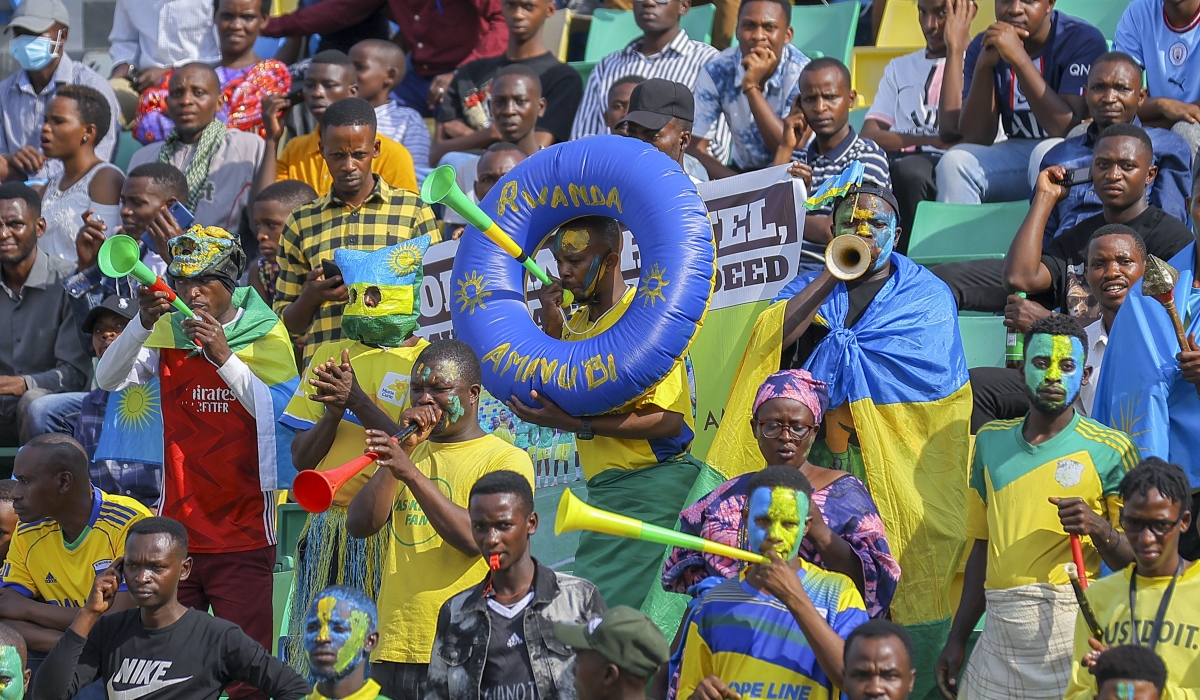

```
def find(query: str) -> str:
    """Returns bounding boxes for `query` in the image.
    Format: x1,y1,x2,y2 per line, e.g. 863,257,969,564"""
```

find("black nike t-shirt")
480,597,538,700
32,608,310,700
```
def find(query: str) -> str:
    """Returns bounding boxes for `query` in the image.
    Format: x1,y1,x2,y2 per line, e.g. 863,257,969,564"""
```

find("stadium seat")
875,0,995,48
958,315,1007,368
790,2,859,66
849,106,869,133
275,502,308,565
1055,0,1130,41
541,8,573,61
272,568,293,655
851,46,915,105
571,60,597,86
907,200,1030,266
115,130,139,172
583,9,641,62
680,4,716,45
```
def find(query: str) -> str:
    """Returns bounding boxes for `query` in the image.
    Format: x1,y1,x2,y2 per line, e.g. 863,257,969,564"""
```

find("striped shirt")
274,176,441,362
694,44,810,171
678,564,868,700
570,29,730,161
376,101,433,186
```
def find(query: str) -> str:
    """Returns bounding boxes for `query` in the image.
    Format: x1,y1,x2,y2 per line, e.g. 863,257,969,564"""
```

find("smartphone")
168,201,195,229
1062,166,1092,187
286,88,304,107
321,259,344,286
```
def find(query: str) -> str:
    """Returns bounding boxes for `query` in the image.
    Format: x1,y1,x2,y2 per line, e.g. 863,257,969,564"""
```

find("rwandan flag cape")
96,288,300,490
1093,243,1200,487
705,254,971,653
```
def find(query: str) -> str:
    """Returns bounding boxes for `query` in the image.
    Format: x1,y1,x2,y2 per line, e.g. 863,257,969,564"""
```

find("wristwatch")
576,417,594,440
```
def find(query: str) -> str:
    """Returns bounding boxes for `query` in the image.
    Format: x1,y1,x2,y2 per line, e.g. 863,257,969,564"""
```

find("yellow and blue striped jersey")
967,412,1139,590
678,561,868,700
1,488,151,606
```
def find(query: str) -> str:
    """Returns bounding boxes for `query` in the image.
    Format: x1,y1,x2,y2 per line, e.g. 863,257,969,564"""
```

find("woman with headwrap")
660,369,899,619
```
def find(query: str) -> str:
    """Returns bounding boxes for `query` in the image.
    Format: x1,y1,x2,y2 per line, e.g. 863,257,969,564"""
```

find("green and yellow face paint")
747,486,810,560
0,646,23,700
1023,332,1086,413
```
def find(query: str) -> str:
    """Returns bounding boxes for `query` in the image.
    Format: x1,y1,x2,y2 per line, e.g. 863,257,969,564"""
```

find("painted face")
339,236,430,347
0,646,22,700
167,225,237,279
305,596,371,683
410,360,473,435
1023,333,1086,413
746,486,810,560
552,225,611,300
832,194,896,272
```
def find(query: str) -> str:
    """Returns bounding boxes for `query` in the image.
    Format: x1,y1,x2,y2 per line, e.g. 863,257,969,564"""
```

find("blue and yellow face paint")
305,591,375,684
833,194,896,273
1023,333,1086,412
336,236,431,347
0,646,22,700
747,486,810,560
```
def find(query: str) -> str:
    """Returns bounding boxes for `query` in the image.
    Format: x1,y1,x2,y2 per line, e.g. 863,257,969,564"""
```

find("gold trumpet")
825,235,873,281
555,489,769,564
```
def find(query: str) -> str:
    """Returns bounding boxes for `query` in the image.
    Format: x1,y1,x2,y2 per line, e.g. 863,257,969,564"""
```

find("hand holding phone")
168,201,195,230
1061,166,1092,187
321,259,344,287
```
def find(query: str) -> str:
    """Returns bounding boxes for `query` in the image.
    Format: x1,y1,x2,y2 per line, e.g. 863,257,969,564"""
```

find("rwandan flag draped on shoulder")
1093,243,1200,487
96,287,300,490
705,254,971,638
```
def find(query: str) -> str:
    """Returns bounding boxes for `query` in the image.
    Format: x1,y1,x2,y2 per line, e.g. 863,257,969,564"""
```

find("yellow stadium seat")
876,0,996,48
851,46,919,106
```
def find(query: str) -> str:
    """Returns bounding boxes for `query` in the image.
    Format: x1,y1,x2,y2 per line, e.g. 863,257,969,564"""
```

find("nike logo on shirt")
107,659,192,699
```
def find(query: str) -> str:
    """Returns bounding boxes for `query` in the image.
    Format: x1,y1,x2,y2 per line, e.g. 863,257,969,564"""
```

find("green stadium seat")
680,4,716,45
115,130,139,172
272,568,293,655
583,9,641,62
571,60,596,86
790,1,860,66
276,502,308,563
1055,0,1130,41
958,315,1007,368
849,106,869,133
907,200,1030,266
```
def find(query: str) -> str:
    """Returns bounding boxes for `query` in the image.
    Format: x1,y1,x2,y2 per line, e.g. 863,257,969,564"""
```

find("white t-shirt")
865,50,946,154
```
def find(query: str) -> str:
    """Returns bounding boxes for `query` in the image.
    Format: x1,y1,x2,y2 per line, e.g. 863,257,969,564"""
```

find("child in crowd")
250,180,318,306
779,58,890,264
349,39,432,185
75,294,161,509
1091,646,1166,700
0,482,15,562
603,75,645,133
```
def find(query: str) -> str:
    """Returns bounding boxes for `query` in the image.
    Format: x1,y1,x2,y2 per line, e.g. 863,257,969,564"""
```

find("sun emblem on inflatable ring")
638,263,670,307
455,271,493,314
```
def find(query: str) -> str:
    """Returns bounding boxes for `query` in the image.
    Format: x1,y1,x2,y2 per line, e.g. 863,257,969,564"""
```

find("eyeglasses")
752,420,817,441
1119,515,1183,537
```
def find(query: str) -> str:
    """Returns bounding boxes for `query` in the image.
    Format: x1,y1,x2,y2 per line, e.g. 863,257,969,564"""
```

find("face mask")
338,237,429,347
9,34,60,72
747,486,810,560
0,646,23,700
1023,333,1086,414
833,194,897,273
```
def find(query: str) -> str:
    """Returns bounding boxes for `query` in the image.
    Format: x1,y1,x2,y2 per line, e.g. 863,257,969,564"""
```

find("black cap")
618,78,694,131
82,295,137,334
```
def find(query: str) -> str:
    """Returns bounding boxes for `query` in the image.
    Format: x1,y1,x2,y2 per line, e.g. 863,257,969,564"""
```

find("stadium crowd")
0,0,1198,698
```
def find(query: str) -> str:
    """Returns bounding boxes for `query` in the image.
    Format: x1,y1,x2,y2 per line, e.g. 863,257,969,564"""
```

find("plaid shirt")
274,176,440,363
75,388,162,509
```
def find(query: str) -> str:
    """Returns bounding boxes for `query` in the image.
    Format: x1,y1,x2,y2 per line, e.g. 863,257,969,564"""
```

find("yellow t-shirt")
277,130,418,195
562,287,694,481
966,413,1138,589
0,489,151,605
281,338,429,506
1065,563,1200,700
373,434,534,664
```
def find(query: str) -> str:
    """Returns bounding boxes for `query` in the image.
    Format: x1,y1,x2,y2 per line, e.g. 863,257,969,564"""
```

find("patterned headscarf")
167,225,247,293
753,370,829,425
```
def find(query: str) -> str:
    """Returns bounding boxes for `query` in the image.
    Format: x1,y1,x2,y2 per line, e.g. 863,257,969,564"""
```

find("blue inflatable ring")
450,136,715,417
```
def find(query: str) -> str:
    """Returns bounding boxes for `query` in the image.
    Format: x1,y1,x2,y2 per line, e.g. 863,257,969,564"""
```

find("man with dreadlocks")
280,237,433,674
95,225,298,700
706,179,972,699
128,62,265,235
507,215,698,613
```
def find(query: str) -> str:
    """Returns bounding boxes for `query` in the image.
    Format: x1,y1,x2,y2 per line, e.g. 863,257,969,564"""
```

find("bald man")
128,62,266,235
0,434,151,656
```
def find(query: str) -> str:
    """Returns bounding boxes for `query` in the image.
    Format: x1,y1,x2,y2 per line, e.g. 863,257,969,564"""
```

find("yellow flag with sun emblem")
95,377,164,465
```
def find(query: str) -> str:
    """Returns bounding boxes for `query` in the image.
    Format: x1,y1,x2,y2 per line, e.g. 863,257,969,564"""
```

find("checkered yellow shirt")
274,175,441,364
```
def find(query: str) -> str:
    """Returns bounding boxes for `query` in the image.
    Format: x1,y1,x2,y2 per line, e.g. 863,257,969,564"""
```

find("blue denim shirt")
693,44,811,171
1039,121,1193,245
